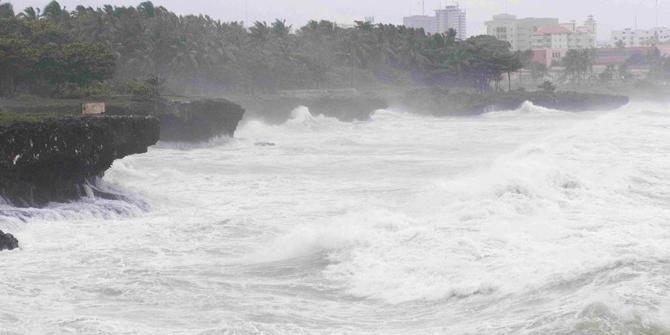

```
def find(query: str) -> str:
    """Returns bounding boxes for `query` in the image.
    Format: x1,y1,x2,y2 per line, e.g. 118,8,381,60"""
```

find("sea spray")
1,102,669,334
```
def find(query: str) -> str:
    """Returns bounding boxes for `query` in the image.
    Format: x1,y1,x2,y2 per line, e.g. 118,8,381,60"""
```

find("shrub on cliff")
127,76,166,102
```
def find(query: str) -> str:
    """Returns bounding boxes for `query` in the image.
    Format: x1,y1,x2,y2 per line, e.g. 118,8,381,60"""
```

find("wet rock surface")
108,99,245,142
0,230,19,251
394,89,630,116
488,91,631,113
236,95,388,124
0,116,160,206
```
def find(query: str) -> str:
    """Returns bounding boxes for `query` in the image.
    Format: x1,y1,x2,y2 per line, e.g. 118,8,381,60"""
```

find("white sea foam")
1,101,669,334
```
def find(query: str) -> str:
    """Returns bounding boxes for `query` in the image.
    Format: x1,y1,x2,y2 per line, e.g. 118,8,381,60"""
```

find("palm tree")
0,2,14,18
137,1,155,18
19,7,40,20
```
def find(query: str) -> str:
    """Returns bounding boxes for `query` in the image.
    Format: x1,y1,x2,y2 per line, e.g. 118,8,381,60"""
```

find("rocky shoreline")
0,230,19,251
0,90,631,252
391,89,630,116
0,97,246,143
233,95,387,124
0,116,159,207
107,98,245,142
0,90,630,208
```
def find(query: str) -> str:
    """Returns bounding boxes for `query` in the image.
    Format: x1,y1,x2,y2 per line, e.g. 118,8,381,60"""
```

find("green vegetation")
559,46,670,85
0,110,77,125
538,81,556,93
0,4,115,97
0,0,525,97
562,49,594,82
647,48,670,81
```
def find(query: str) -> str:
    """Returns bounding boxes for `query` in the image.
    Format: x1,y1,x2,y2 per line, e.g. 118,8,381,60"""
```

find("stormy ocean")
1,102,669,334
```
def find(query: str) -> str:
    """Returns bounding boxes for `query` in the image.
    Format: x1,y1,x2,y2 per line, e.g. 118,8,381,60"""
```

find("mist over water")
1,102,670,334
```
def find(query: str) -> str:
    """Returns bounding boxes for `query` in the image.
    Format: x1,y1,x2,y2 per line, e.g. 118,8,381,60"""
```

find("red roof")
535,25,572,35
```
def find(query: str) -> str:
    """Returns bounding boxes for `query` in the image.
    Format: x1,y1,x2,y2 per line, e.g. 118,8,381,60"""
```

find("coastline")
0,116,160,207
0,88,630,209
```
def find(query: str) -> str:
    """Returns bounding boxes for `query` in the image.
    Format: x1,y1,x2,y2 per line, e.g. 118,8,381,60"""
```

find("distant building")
611,27,670,47
436,5,466,39
532,24,596,50
402,4,467,39
532,46,664,68
593,47,655,66
403,15,436,34
335,16,375,30
486,14,560,51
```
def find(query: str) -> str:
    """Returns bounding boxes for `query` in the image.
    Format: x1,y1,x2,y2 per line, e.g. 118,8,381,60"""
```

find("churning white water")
1,102,670,334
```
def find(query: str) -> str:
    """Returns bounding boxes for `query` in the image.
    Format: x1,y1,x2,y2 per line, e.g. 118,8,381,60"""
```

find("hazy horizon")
4,0,669,41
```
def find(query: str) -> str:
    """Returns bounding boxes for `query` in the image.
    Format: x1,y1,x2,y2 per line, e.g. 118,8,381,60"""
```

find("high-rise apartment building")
402,5,467,39
435,5,467,39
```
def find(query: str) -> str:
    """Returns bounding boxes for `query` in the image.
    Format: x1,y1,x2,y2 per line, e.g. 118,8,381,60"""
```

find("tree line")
0,1,114,96
560,47,670,83
0,0,529,97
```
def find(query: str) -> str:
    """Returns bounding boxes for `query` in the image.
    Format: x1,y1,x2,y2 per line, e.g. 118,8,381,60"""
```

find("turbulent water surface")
1,102,670,334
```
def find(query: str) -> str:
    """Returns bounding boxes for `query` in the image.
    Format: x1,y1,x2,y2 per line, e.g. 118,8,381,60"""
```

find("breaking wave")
2,100,669,334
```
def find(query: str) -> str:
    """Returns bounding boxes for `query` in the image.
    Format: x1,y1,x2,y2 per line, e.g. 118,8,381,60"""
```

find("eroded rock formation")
0,116,160,206
108,98,245,142
0,230,19,251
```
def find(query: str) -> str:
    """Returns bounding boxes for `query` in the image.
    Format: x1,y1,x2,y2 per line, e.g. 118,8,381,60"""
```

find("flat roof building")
487,14,597,52
403,5,467,39
611,27,670,47
486,15,559,51
436,5,466,39
403,15,436,34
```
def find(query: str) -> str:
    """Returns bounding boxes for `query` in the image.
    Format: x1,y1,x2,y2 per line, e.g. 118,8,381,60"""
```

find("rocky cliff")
0,116,159,206
107,98,245,142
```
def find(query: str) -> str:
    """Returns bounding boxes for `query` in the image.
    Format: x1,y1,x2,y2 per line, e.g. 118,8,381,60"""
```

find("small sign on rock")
82,102,106,115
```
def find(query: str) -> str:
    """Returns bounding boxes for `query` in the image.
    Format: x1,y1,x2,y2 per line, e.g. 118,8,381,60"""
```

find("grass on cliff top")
0,110,81,126
0,95,125,126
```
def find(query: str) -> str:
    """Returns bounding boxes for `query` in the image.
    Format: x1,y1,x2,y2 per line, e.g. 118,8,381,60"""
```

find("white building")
486,14,560,51
611,27,670,47
402,5,467,39
436,5,466,39
487,14,596,51
403,15,436,34
532,24,596,50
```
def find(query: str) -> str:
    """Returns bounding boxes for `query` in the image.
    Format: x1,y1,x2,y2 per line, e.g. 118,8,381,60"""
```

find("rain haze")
2,0,670,333
7,0,670,39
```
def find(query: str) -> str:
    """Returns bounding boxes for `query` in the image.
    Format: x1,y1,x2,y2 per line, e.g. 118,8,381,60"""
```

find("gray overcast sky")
4,0,669,40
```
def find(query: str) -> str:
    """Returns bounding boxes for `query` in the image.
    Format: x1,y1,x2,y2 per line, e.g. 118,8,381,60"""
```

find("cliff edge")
0,116,160,206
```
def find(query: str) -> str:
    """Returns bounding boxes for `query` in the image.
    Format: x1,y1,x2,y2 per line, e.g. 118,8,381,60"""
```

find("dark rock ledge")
234,95,388,125
0,116,160,207
0,230,19,251
107,98,245,142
